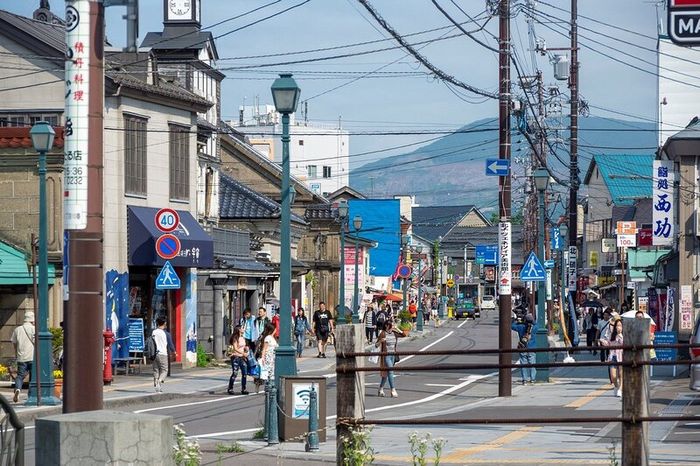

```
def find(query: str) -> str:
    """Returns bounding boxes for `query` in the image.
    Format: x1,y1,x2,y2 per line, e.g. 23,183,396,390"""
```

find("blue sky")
7,1,662,165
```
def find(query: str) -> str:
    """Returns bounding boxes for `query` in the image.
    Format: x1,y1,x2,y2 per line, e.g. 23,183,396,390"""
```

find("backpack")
517,323,533,349
376,311,387,328
145,335,157,360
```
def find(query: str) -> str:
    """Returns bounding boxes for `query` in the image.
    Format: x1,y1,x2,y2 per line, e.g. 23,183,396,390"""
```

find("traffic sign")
520,252,546,282
550,227,562,250
155,261,181,290
155,234,181,260
397,263,412,279
544,259,555,269
485,158,510,176
446,279,455,288
475,245,498,265
155,208,180,233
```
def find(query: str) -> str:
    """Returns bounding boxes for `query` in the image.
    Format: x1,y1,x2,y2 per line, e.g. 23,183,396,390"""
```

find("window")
323,166,332,178
0,113,60,127
124,115,147,195
169,124,190,201
298,139,304,146
307,165,317,178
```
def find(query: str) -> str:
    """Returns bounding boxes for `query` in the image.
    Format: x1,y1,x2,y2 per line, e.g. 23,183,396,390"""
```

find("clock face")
169,0,191,17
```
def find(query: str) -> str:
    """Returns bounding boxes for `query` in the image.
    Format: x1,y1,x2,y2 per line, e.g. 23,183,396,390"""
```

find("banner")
498,222,511,295
653,160,674,246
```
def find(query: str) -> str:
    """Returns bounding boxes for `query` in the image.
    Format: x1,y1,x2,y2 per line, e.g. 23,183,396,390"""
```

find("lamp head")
337,200,348,219
533,167,550,192
270,73,301,114
353,215,362,231
30,121,55,153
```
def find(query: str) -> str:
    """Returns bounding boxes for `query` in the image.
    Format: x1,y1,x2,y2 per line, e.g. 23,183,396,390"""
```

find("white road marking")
188,427,260,439
134,392,262,413
458,320,469,328
399,330,454,365
425,383,457,387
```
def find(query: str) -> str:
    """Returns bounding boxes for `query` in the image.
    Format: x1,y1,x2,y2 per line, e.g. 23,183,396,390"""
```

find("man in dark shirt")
312,302,334,358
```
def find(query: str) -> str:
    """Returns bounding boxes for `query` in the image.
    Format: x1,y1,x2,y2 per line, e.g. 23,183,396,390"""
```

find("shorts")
316,331,329,342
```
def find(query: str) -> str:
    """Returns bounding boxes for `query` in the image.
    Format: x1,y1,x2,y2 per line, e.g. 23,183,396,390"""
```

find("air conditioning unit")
256,251,272,262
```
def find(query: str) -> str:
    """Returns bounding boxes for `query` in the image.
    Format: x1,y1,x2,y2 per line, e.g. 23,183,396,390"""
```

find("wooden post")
336,324,365,464
622,317,650,466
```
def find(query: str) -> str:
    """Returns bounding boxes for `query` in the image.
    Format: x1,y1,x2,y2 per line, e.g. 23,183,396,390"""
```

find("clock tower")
163,0,201,29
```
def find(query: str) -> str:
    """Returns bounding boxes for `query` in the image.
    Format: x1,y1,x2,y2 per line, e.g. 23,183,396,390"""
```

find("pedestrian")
271,311,280,340
11,311,35,403
597,308,613,366
312,302,334,358
376,320,403,398
256,322,277,391
512,311,536,385
584,308,598,354
408,300,417,327
600,318,624,397
375,305,389,339
293,308,311,358
152,316,175,393
363,305,377,343
255,307,270,341
226,325,249,395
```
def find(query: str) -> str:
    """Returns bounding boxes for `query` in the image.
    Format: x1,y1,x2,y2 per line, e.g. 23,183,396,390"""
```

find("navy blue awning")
127,206,214,267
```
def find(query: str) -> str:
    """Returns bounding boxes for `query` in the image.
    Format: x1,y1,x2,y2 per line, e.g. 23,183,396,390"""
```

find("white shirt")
11,323,35,363
152,328,168,355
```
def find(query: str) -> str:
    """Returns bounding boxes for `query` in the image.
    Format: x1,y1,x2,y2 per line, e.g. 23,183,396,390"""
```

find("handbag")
368,347,379,364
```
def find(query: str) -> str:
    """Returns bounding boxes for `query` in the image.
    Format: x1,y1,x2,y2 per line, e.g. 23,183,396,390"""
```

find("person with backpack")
151,316,175,393
226,325,249,395
254,307,270,342
312,302,333,358
511,312,536,385
293,308,312,358
375,305,388,338
363,305,377,343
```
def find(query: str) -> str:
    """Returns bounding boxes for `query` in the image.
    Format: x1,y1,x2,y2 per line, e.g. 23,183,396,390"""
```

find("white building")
229,105,350,197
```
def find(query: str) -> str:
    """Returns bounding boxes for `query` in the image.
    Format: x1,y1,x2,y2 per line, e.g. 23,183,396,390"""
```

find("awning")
0,241,55,285
627,249,671,281
127,206,214,267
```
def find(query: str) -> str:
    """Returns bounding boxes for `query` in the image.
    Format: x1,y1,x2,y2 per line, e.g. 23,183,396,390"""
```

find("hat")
24,311,35,323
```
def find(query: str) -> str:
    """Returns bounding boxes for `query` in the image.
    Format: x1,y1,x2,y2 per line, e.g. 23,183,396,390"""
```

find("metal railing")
0,395,24,466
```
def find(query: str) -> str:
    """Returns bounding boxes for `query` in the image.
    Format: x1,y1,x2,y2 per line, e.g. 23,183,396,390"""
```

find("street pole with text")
337,201,348,324
352,216,362,324
417,246,424,331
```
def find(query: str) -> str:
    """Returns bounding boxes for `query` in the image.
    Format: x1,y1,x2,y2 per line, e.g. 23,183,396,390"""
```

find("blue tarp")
348,199,400,277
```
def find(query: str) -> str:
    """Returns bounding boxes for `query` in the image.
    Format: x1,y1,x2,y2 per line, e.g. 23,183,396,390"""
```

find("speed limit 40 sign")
155,208,180,233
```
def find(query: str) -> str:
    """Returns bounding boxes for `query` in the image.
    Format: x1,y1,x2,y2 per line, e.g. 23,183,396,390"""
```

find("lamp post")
271,74,301,382
416,245,424,331
336,201,348,325
533,167,550,382
401,235,409,313
351,215,363,324
27,122,59,406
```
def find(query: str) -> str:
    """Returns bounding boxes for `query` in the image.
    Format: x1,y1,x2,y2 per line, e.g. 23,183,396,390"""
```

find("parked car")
691,318,700,391
454,298,478,320
481,295,496,311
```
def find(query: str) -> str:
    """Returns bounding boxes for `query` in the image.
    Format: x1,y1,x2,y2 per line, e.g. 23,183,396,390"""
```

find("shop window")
124,114,147,196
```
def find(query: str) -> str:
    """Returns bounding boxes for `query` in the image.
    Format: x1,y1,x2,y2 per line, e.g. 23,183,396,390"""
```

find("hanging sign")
63,0,91,229
653,160,674,246
669,0,700,46
498,222,512,295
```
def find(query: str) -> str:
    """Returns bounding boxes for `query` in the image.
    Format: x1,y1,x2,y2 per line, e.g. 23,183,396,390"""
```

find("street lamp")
352,215,363,324
401,235,409,314
27,121,59,406
336,201,348,325
533,167,550,382
416,245,424,331
271,74,301,382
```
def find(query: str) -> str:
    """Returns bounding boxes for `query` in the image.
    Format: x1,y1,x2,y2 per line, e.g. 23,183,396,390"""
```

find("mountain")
350,116,657,209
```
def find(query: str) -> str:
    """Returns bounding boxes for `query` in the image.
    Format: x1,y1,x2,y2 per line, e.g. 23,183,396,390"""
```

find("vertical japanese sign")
680,285,693,331
64,0,90,230
498,222,511,295
652,160,674,246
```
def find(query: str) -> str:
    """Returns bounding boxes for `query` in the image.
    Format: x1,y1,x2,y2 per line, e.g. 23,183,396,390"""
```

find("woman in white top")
259,322,278,383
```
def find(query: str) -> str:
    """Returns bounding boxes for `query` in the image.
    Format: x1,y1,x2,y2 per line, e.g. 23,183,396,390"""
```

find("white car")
481,295,496,311
691,318,700,391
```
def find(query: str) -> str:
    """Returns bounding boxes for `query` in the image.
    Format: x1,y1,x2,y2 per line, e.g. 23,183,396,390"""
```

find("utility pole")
568,0,579,290
64,0,105,412
498,0,513,397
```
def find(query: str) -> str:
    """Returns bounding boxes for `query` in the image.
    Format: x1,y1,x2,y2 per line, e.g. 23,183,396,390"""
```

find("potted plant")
0,364,9,385
397,310,413,336
53,369,63,399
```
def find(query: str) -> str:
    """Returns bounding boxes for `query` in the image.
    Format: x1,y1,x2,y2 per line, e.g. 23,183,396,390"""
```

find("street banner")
653,160,674,246
498,222,511,295
680,285,693,330
64,0,90,229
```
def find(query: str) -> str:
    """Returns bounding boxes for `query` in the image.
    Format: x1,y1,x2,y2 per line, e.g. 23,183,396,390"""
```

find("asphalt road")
20,311,700,464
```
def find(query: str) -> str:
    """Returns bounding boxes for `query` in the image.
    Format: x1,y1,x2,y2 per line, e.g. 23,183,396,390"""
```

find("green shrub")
49,327,63,353
196,344,210,368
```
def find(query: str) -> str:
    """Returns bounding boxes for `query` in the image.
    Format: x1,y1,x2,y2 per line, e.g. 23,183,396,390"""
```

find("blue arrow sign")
155,261,181,290
475,245,498,265
544,259,555,269
551,227,562,250
520,252,546,282
485,158,510,176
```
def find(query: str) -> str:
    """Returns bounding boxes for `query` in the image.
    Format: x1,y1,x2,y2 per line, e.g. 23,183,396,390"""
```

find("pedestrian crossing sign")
520,252,546,282
155,261,181,289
